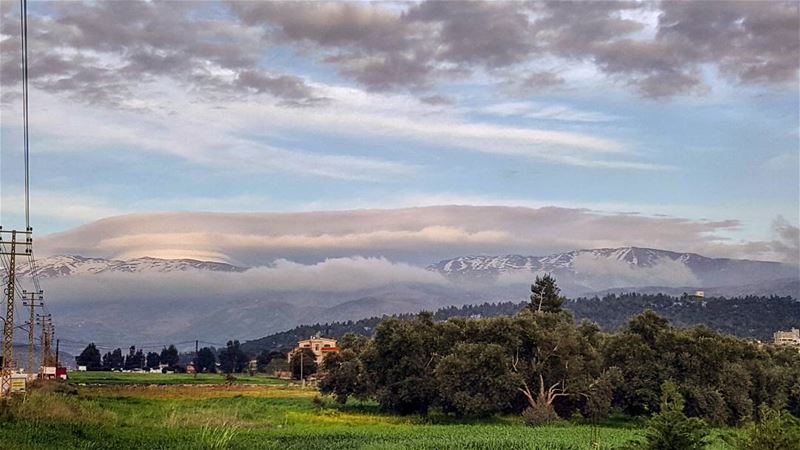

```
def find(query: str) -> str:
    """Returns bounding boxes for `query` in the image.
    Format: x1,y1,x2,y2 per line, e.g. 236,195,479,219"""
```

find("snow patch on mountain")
429,247,797,288
9,255,245,278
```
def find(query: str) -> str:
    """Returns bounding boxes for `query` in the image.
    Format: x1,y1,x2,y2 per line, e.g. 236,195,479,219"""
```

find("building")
773,328,800,348
290,337,339,365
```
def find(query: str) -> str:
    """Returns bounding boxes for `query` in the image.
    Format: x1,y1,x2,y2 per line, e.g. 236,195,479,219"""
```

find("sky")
0,0,798,265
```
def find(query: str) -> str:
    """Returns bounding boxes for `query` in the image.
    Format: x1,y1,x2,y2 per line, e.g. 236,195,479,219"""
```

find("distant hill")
586,277,800,299
241,294,800,354
7,344,74,370
241,301,524,354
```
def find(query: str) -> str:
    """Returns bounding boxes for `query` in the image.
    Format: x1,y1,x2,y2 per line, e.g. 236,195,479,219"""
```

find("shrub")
522,403,559,426
729,406,800,450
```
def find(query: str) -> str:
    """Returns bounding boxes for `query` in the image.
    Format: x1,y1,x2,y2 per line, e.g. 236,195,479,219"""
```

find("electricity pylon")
37,314,54,368
22,290,43,373
1,228,33,395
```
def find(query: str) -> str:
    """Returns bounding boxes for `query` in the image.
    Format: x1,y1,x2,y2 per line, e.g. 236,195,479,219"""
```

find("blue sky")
0,1,797,263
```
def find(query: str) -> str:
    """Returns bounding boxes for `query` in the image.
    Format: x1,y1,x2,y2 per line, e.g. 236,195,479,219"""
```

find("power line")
20,0,31,229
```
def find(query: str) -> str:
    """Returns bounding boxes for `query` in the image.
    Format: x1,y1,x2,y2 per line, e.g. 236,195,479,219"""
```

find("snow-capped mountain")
428,247,798,288
9,255,245,278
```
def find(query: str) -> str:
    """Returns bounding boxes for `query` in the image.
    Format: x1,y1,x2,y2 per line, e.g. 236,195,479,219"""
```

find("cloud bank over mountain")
39,256,447,306
37,206,798,265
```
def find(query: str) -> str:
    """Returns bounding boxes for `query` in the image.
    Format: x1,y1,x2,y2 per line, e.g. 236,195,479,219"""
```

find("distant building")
693,290,705,298
773,328,800,348
290,337,339,365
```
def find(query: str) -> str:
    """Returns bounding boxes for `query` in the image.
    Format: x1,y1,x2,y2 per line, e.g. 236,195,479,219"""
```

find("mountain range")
16,255,244,278
5,247,796,353
428,247,797,288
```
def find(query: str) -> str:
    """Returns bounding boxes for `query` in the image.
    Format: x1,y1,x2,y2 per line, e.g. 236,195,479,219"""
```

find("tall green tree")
512,309,603,422
435,343,520,417
291,347,318,380
145,352,160,370
530,274,565,313
196,347,217,373
160,345,179,368
124,346,145,370
76,343,102,370
368,313,443,414
625,380,709,450
320,334,373,403
219,340,249,373
103,348,124,370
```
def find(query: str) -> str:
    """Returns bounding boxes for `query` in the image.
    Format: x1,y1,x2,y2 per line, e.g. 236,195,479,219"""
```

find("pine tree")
530,274,565,313
624,380,709,450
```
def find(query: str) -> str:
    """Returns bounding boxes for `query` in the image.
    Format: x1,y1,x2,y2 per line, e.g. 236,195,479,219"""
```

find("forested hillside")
242,293,799,353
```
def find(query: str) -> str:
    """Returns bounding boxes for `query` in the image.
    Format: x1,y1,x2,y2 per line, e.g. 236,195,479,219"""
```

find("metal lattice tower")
0,0,46,396
1,228,32,394
22,290,43,373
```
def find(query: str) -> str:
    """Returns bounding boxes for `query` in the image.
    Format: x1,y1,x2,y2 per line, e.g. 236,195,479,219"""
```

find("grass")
66,371,291,386
0,380,737,450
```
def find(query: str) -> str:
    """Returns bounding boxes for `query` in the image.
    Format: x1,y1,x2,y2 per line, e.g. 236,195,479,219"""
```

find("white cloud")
2,74,661,179
478,101,619,123
41,256,449,305
35,205,759,265
572,253,699,288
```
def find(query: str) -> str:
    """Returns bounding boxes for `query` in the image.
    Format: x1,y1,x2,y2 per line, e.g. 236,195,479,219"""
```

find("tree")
196,347,217,373
76,343,102,370
124,346,145,370
582,367,623,421
291,347,318,380
218,340,249,373
103,348,124,370
367,313,442,414
624,380,709,450
160,345,179,368
603,310,672,415
530,274,565,313
435,343,520,417
512,309,603,423
256,350,283,372
145,352,160,370
320,334,373,403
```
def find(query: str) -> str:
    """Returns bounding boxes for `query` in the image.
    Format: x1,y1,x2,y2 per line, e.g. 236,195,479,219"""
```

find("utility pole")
300,350,305,389
194,340,198,378
55,338,59,368
1,228,33,395
22,290,43,374
36,314,53,369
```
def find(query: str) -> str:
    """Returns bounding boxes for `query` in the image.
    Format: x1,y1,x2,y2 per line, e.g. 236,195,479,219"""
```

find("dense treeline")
321,276,800,426
76,344,179,371
76,340,256,374
568,293,800,341
242,293,799,353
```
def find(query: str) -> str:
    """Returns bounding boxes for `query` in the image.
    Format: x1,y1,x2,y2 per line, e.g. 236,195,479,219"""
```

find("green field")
66,371,291,386
0,373,736,450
